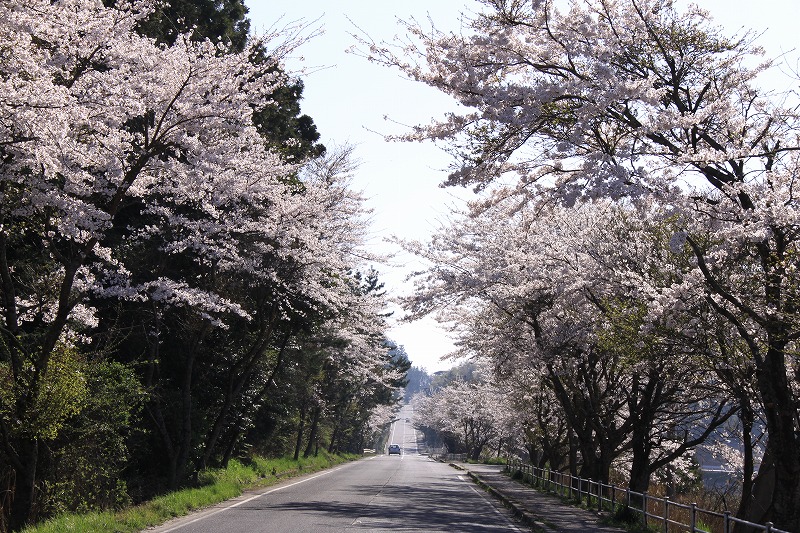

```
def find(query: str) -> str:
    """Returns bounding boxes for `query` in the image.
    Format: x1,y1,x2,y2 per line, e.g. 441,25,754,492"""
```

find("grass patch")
22,452,359,533
596,504,657,533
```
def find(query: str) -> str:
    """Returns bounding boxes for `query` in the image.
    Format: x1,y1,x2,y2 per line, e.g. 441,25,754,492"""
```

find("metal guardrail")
507,461,790,533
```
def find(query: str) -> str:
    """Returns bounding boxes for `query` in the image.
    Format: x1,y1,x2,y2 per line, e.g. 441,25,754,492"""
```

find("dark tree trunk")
328,423,340,453
7,439,37,532
755,338,800,531
628,433,652,495
294,404,307,461
736,397,755,522
303,406,321,459
743,441,775,531
692,231,800,531
567,430,578,477
221,426,242,468
173,348,196,489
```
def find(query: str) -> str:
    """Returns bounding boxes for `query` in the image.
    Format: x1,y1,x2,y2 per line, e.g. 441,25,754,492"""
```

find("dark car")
388,444,401,455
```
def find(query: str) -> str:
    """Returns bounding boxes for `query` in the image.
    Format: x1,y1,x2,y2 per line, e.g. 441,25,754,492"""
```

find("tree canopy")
371,0,800,529
0,2,400,530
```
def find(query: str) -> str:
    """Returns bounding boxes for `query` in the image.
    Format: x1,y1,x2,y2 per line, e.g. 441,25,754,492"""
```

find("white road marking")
158,458,374,532
459,474,523,532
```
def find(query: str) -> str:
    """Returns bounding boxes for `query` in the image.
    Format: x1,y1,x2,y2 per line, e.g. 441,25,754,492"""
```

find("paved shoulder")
455,463,625,533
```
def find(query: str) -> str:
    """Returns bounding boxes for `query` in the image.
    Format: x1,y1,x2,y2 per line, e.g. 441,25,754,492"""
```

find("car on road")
388,444,401,455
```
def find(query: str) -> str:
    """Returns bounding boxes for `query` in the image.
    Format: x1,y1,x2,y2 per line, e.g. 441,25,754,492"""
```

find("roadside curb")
447,462,628,533
455,466,556,532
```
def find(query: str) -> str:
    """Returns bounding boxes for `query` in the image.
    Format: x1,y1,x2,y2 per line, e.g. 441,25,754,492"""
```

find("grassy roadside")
22,452,361,533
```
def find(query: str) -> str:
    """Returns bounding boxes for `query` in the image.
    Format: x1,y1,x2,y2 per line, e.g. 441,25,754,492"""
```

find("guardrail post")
593,482,597,510
611,484,616,513
663,496,669,533
765,522,773,532
723,510,730,533
690,503,696,532
598,482,602,512
643,491,648,527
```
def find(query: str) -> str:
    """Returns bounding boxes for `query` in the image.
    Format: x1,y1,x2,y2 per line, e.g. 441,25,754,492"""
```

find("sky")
243,0,799,373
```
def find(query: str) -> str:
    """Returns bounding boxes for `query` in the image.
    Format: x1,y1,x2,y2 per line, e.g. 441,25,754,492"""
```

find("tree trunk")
755,338,800,531
221,427,241,468
303,406,321,459
7,439,37,532
328,423,340,454
628,414,653,510
568,431,578,477
293,404,306,461
736,397,755,522
743,440,775,531
172,347,196,489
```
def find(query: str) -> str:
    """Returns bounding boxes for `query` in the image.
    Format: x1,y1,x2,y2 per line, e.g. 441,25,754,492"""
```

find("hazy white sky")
244,0,799,372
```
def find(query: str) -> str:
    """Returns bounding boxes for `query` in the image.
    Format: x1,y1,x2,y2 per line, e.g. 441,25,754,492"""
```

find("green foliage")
0,345,88,441
102,0,251,52
41,361,145,515
252,73,326,162
595,299,652,365
386,343,412,391
608,505,648,531
111,0,326,163
694,521,713,533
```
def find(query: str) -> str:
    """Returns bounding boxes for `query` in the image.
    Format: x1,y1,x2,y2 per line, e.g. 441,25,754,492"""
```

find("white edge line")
159,458,374,532
461,476,523,533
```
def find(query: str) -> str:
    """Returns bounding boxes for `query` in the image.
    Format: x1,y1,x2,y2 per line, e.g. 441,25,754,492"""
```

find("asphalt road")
146,405,523,533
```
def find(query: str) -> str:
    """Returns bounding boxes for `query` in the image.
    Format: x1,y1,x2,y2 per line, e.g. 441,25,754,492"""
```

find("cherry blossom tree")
0,0,335,527
401,197,736,493
414,372,515,460
499,369,570,471
369,0,800,527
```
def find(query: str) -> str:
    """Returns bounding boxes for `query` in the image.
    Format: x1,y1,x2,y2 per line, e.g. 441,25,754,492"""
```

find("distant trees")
370,0,800,529
413,367,517,460
0,1,402,530
403,366,432,402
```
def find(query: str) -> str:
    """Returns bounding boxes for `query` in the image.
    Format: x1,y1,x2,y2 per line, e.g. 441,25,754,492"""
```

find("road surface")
147,404,523,532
